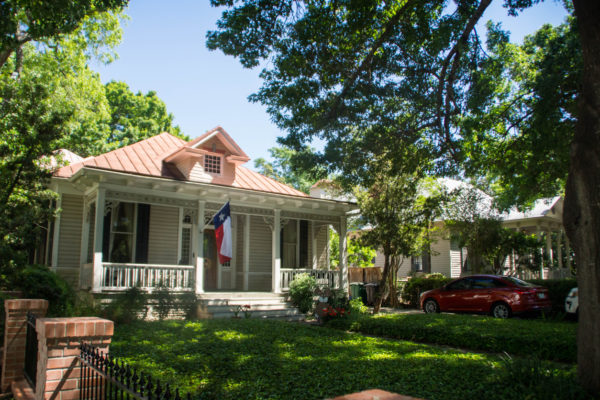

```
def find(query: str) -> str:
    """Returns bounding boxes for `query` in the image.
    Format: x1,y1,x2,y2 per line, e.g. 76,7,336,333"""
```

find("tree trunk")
565,0,600,395
373,252,392,314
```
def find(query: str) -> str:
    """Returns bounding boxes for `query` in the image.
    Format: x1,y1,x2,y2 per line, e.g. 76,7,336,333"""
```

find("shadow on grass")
110,319,588,400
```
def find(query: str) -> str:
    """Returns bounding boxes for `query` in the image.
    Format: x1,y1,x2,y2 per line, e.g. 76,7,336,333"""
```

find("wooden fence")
348,267,383,283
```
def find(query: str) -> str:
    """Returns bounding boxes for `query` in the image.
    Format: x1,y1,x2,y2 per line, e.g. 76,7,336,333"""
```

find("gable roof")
54,131,308,198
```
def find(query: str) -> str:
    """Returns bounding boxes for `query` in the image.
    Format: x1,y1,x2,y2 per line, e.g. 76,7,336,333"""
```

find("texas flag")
213,202,232,264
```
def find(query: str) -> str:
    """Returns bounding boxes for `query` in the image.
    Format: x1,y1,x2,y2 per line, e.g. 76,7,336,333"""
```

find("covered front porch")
69,177,351,296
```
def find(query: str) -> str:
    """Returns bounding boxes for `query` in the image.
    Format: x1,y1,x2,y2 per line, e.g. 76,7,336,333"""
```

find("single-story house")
34,127,357,315
311,178,571,281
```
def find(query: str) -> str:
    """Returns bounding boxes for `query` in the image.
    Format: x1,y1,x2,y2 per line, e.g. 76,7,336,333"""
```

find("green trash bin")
350,283,363,302
359,284,367,305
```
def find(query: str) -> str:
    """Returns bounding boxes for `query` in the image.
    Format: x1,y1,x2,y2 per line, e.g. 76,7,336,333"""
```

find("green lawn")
327,313,577,362
111,319,588,400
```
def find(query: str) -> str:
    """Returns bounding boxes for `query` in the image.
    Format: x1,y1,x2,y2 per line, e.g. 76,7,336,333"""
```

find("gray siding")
248,216,272,291
147,205,178,265
316,225,328,268
430,239,451,276
57,194,84,286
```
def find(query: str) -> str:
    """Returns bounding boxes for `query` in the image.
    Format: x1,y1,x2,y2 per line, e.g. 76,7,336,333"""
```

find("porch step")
201,298,288,307
197,292,302,320
211,308,305,321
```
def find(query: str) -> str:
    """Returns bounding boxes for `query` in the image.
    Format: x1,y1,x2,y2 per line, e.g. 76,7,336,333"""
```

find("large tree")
104,81,187,149
354,163,445,313
254,145,325,193
208,0,600,392
0,0,128,69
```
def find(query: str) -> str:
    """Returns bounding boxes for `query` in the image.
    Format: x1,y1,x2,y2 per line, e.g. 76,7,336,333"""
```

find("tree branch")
326,0,415,121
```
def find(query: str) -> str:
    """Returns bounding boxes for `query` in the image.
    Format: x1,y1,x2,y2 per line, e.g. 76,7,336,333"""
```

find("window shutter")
102,211,111,261
299,220,308,268
135,204,150,263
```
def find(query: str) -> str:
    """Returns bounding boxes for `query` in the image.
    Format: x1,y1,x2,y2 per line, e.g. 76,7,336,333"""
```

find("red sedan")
419,275,552,318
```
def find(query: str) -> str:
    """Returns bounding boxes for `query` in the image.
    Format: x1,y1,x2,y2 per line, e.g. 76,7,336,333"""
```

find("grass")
111,319,589,400
327,313,577,362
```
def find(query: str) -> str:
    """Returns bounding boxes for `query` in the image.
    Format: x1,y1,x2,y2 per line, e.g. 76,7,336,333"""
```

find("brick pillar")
36,317,113,400
2,299,49,392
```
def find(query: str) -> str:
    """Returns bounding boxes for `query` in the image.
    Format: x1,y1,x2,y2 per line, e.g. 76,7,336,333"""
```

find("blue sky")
94,0,568,166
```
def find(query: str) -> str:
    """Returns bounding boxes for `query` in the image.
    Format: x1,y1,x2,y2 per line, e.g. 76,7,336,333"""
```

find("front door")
204,229,218,291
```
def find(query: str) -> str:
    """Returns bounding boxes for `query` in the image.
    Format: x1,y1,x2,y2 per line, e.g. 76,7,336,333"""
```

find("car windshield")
503,276,536,288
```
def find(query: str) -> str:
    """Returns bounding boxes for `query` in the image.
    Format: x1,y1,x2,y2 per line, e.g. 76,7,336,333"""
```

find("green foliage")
348,236,377,268
154,282,175,321
111,319,588,399
401,273,451,307
0,75,69,276
288,273,317,313
355,169,447,311
348,297,368,315
104,81,187,149
253,145,323,194
16,264,75,316
0,0,127,70
101,287,148,325
179,292,198,320
499,354,587,400
70,290,102,317
463,19,580,208
327,313,577,363
528,279,578,315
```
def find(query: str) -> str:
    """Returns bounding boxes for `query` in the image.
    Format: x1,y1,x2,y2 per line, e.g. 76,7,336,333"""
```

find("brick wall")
2,299,114,400
35,317,113,400
2,299,48,392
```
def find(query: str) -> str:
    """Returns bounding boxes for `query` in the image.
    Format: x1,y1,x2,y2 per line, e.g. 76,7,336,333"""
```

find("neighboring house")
35,127,357,307
311,178,570,281
395,194,569,280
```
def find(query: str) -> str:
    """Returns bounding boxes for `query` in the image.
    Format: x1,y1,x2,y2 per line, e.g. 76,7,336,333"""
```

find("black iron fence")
24,312,38,389
79,344,190,400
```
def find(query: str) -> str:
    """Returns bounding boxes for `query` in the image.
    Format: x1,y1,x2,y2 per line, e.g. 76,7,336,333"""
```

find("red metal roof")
54,132,308,198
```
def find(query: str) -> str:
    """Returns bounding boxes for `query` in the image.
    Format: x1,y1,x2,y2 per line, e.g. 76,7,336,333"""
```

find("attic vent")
205,154,221,174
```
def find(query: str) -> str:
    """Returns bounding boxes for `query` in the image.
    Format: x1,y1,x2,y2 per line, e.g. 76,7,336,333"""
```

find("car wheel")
423,299,440,314
491,302,511,319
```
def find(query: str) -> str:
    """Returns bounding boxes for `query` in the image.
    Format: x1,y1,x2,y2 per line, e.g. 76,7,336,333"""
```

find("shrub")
349,297,368,314
288,273,317,313
401,273,451,307
154,282,174,320
16,264,75,316
71,291,102,316
179,291,198,320
327,313,577,363
102,287,148,324
527,279,577,314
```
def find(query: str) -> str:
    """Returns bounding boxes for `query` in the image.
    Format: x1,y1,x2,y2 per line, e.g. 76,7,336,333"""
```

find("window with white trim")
109,202,136,263
204,154,221,174
179,212,193,265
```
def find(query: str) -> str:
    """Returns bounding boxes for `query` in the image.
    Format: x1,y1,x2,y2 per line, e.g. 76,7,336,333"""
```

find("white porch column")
545,231,554,267
195,200,205,294
557,230,564,269
50,193,63,272
272,209,281,293
92,188,105,293
339,216,348,292
536,227,544,279
311,221,317,269
243,214,250,291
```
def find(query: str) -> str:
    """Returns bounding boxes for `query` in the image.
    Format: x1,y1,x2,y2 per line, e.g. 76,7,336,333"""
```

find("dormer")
163,126,250,184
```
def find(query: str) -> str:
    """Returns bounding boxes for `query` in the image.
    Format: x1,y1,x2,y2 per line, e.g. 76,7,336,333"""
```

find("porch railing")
101,263,194,291
280,269,340,291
